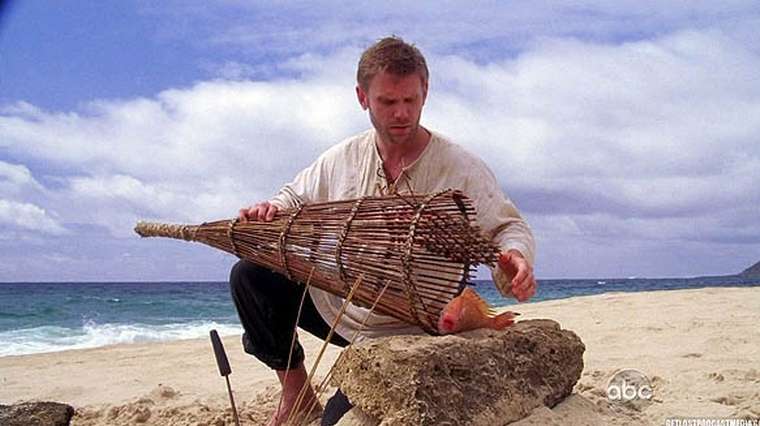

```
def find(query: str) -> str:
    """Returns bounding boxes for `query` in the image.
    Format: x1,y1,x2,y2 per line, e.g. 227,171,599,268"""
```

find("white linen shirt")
269,128,535,340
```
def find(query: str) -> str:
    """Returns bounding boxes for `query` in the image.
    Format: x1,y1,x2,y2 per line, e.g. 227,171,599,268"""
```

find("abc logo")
606,368,653,408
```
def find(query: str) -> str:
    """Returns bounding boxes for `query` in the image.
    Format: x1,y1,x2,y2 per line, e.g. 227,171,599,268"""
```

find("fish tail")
491,310,519,329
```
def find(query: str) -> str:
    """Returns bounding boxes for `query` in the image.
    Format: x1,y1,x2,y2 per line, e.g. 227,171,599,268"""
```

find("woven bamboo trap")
134,189,500,334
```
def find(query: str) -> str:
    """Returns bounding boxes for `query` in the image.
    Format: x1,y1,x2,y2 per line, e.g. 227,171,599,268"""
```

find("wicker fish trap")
134,189,500,334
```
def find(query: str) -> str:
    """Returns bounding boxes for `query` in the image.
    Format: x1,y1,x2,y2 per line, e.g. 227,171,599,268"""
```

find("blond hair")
357,36,429,90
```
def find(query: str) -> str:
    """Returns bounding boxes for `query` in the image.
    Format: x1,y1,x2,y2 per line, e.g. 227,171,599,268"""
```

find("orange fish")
437,287,519,334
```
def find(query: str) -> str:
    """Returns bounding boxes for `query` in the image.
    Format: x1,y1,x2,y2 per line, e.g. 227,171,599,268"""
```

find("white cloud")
146,1,760,60
0,75,369,237
61,173,249,236
1,78,363,178
0,161,43,195
0,199,66,235
425,30,760,220
1,25,759,278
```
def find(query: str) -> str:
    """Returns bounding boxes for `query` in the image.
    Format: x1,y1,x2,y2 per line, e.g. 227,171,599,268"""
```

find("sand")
1,286,758,425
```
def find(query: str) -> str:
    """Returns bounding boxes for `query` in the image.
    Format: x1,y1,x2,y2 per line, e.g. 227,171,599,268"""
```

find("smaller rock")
149,384,178,400
337,406,380,426
0,401,75,426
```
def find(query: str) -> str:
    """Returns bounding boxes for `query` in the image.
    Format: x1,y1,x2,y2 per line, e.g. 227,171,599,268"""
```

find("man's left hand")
498,250,536,302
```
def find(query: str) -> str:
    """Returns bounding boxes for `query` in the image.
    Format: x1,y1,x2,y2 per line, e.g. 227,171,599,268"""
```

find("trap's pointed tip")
134,221,163,238
134,221,149,237
132,221,198,241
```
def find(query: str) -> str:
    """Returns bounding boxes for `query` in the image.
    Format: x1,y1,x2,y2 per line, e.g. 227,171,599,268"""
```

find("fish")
437,287,520,334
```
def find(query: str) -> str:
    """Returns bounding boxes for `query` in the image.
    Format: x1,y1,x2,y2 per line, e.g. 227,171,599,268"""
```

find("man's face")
356,70,428,146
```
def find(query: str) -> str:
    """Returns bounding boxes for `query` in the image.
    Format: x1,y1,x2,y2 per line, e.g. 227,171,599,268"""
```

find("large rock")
331,319,584,425
0,401,74,426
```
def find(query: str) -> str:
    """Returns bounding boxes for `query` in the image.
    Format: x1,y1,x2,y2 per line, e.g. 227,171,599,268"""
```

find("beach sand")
1,286,758,425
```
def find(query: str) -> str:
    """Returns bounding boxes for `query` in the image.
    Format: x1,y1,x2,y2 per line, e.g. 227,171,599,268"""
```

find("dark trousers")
229,260,350,370
229,260,356,425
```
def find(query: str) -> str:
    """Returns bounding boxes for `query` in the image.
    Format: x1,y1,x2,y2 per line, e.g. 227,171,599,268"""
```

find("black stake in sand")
210,329,240,426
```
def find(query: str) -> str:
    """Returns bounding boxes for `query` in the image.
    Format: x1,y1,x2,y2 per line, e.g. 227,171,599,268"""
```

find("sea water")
1,276,758,357
0,282,240,357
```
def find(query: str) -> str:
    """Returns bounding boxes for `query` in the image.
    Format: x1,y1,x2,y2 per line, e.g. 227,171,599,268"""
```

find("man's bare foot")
267,392,322,426
267,363,323,426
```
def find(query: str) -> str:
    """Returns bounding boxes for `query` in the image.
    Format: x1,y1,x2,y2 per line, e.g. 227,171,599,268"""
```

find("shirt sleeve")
464,157,536,297
269,153,332,210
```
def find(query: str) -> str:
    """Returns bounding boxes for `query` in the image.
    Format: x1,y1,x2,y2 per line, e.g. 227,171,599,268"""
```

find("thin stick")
311,279,392,404
286,275,364,426
225,376,241,426
275,267,315,425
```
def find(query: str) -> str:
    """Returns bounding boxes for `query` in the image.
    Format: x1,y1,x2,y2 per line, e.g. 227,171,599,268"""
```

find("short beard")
368,108,419,146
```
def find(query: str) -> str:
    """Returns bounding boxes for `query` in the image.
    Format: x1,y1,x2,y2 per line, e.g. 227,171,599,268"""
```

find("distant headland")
740,259,760,277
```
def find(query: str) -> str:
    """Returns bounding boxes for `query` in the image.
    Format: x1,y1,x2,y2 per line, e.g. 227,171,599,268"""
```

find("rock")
0,401,75,426
331,319,585,425
337,406,380,426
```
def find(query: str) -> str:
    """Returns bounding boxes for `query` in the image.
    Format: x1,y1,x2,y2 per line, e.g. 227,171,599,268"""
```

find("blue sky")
1,1,759,281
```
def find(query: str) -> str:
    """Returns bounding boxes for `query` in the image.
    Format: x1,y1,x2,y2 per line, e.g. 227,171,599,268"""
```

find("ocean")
1,276,758,357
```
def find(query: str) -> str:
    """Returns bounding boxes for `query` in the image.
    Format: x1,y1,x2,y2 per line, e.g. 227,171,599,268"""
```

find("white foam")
0,320,243,357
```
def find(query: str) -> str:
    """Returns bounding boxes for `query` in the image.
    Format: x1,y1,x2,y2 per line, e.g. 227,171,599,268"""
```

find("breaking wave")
0,320,242,357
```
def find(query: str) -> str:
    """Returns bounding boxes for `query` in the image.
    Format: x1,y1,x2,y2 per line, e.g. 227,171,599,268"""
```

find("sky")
1,1,759,281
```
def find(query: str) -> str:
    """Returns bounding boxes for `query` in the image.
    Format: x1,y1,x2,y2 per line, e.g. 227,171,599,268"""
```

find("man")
231,36,536,426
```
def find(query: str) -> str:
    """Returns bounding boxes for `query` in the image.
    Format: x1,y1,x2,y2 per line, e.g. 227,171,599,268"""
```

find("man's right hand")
238,201,279,222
